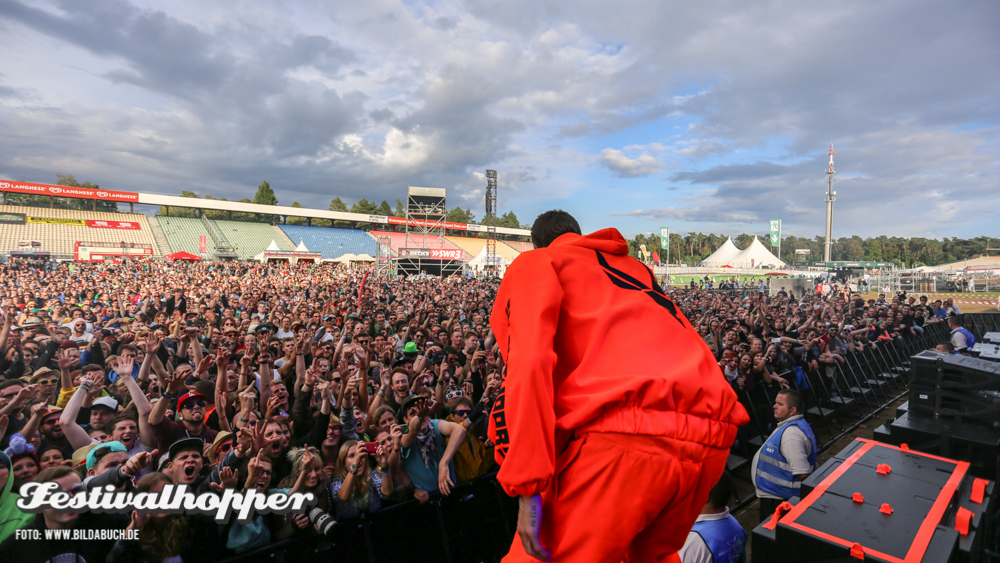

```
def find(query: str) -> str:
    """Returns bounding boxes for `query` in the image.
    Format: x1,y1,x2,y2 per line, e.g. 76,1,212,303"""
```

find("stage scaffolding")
400,186,462,276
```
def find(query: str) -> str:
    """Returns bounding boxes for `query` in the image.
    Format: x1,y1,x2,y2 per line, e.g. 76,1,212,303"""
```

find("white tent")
699,237,741,267
468,245,509,271
727,237,786,268
329,253,358,263
354,254,376,262
253,240,286,262
295,240,310,252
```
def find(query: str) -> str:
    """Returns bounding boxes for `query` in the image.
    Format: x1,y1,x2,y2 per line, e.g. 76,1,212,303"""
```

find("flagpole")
777,220,781,264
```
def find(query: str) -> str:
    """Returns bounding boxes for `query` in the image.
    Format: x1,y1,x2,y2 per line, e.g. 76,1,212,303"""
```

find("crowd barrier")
220,473,518,563
218,315,992,563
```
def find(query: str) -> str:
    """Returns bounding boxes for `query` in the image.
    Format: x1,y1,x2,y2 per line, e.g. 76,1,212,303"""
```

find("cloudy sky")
1,0,997,239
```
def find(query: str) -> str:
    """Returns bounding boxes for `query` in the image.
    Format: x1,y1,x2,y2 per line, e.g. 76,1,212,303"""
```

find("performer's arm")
491,254,563,498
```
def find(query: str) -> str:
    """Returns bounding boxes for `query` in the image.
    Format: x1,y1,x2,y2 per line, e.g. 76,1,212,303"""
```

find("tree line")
627,231,997,268
159,181,526,234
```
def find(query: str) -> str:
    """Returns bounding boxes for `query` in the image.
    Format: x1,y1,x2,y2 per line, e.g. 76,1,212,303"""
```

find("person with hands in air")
329,439,393,520
149,361,218,450
398,395,466,502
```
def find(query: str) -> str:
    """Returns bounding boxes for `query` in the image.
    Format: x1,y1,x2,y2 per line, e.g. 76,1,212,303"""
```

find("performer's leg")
503,432,718,563
623,447,728,563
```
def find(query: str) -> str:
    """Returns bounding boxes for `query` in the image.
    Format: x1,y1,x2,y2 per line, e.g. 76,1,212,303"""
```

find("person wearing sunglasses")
445,397,491,483
148,384,219,452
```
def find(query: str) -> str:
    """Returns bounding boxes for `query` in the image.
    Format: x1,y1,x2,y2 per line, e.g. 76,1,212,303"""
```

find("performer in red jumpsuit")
488,210,748,563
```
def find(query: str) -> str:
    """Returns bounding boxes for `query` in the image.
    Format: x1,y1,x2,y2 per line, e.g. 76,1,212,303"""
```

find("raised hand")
57,348,77,371
116,355,135,377
122,449,159,477
215,347,231,367
197,354,216,375
29,401,48,419
144,334,162,355
211,466,239,492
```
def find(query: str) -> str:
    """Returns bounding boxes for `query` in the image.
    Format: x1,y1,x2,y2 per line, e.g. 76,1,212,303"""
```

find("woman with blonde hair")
278,445,333,514
329,438,392,520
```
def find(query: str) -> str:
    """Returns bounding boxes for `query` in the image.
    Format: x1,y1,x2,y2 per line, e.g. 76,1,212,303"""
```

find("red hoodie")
487,228,749,498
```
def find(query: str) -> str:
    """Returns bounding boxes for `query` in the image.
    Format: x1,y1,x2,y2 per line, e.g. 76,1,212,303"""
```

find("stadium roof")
0,178,532,236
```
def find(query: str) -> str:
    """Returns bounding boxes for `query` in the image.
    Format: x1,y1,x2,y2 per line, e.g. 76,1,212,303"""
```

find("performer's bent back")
488,210,749,563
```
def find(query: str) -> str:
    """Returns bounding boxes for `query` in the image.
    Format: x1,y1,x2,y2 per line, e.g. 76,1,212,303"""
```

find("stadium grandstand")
279,225,378,260
924,255,1000,271
0,204,159,259
0,178,532,271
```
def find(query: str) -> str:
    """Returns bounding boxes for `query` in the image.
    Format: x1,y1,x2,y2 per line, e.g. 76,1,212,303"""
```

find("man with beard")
149,368,219,450
38,406,73,459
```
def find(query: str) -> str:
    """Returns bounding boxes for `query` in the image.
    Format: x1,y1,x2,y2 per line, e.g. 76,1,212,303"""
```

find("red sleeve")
488,252,562,498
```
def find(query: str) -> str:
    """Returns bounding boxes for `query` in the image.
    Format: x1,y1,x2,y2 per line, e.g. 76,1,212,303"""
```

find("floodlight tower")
824,143,836,262
485,170,498,273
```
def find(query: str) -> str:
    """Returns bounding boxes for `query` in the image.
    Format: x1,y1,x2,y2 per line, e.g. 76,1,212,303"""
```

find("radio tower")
824,143,836,262
485,170,498,274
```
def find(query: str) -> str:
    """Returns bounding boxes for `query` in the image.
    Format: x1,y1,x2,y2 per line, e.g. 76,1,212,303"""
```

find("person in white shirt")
69,320,93,344
679,471,747,563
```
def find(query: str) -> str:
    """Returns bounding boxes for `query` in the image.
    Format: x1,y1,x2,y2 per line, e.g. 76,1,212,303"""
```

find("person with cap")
487,210,747,563
0,465,129,562
0,450,34,542
148,362,218,451
81,440,131,490
19,403,73,460
207,430,234,467
61,362,156,461
28,366,59,405
86,396,118,433
398,394,466,502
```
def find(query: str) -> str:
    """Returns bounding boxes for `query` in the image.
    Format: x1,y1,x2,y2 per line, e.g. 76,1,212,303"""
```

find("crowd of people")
0,256,963,562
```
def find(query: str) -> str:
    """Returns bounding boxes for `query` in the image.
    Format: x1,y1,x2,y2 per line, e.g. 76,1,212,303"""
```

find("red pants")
503,432,728,563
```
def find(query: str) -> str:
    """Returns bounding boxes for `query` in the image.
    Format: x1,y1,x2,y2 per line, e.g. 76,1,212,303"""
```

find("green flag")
769,220,781,246
659,227,669,249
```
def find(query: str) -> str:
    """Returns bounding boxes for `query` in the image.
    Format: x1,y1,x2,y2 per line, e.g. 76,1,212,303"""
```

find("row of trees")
23,176,985,266
159,181,527,232
627,232,997,268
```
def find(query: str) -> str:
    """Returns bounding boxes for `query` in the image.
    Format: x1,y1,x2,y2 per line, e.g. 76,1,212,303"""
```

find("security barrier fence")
221,315,993,563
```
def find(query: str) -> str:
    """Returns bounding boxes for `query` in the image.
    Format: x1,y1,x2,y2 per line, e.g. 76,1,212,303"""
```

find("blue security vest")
755,418,818,499
952,327,976,350
691,515,747,563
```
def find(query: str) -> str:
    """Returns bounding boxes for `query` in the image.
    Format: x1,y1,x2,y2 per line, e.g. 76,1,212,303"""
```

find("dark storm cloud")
0,0,996,236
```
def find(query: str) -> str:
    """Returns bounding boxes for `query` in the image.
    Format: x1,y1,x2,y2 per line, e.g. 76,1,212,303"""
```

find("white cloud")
597,148,664,178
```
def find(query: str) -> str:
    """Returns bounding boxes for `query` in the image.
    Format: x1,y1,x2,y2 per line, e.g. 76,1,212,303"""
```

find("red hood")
549,228,629,255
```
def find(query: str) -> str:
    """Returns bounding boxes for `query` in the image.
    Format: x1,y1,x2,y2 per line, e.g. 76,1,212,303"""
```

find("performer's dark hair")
531,210,581,248
706,471,734,509
778,388,803,414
